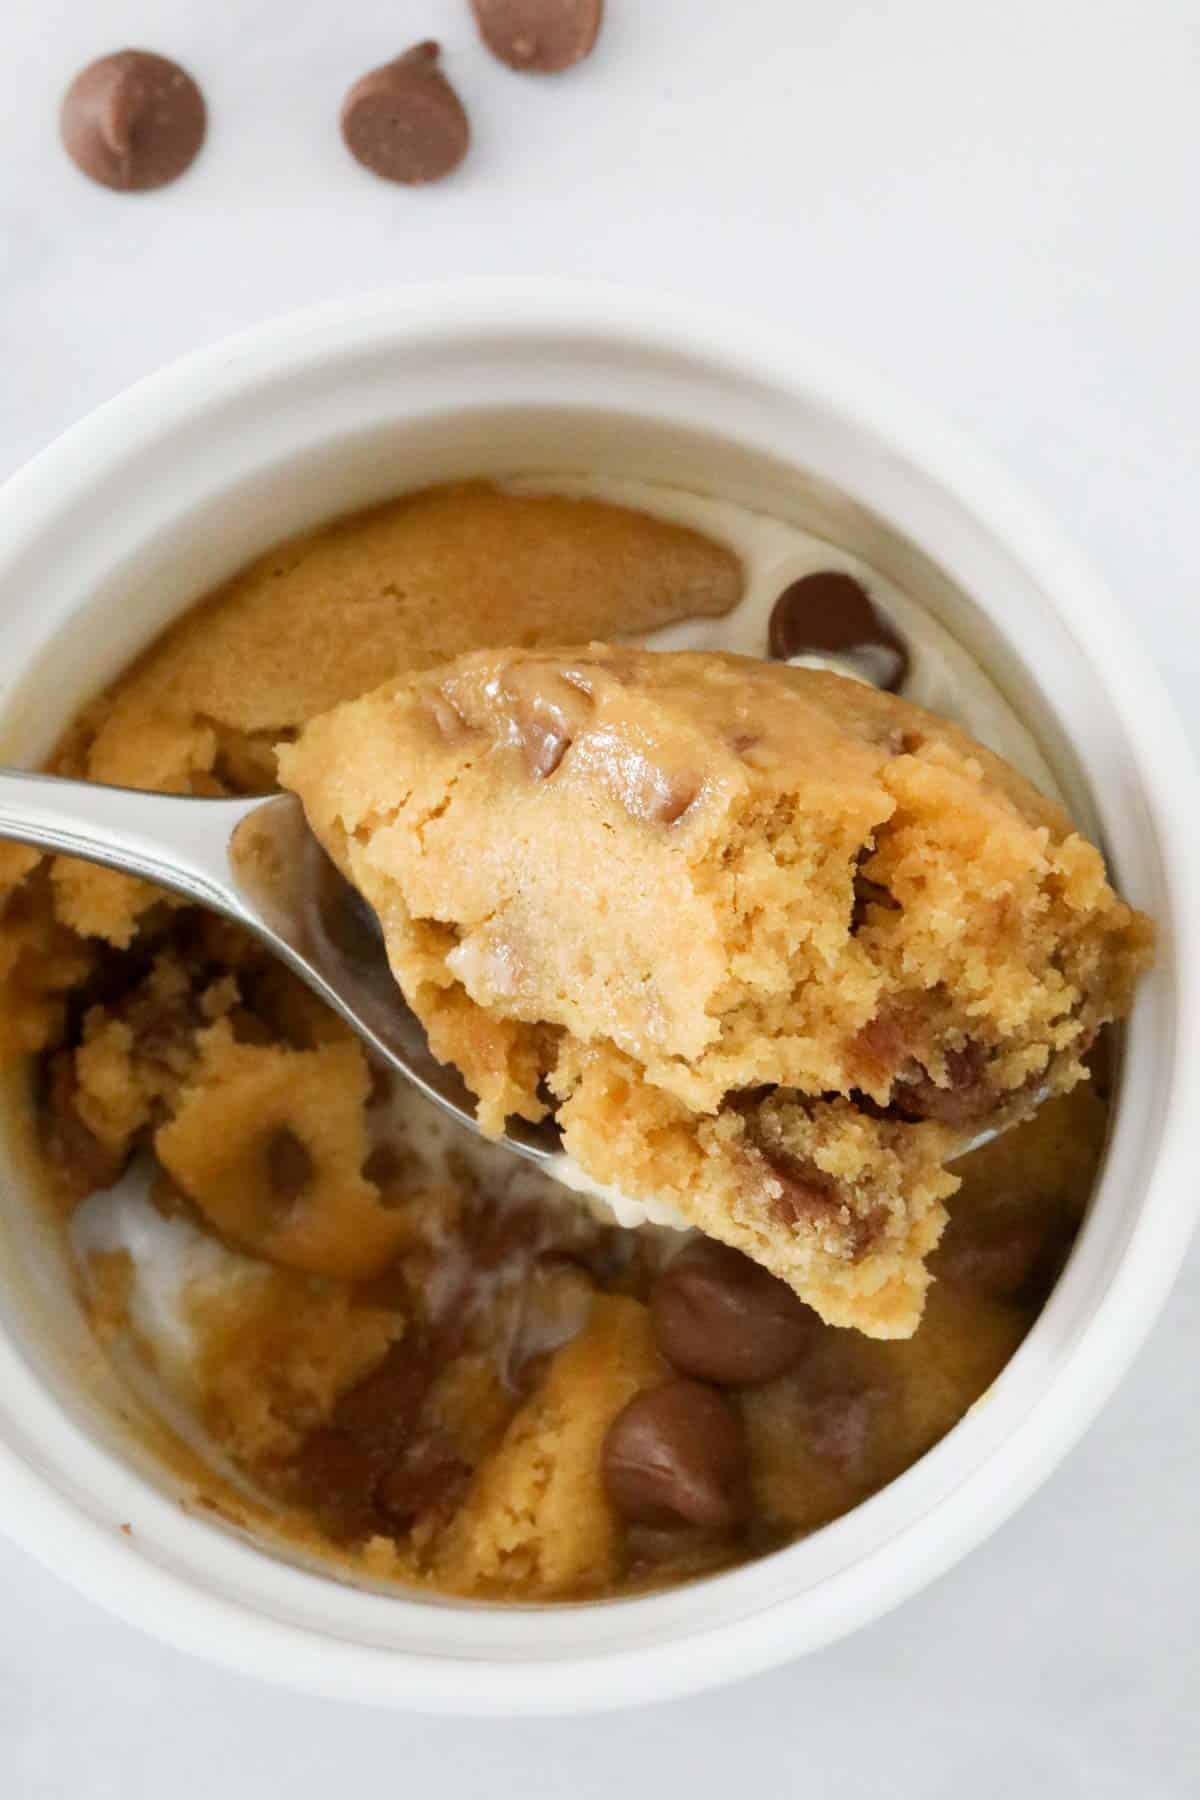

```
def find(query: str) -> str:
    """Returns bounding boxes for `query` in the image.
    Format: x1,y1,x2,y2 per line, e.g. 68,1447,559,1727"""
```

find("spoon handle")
0,767,262,918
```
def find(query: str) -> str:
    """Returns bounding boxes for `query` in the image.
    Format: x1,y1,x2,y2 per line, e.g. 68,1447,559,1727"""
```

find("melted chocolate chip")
291,1337,441,1540
760,1145,885,1260
650,1239,821,1386
61,50,206,192
362,1142,406,1189
768,571,909,692
329,1333,435,1450
291,1429,380,1542
890,1042,994,1125
851,874,899,934
935,1209,1068,1303
264,1126,314,1204
341,43,469,185
502,667,594,779
423,690,474,743
522,717,574,778
759,1147,838,1229
602,1379,747,1530
652,776,701,826
42,1053,128,1199
376,1436,469,1527
470,0,604,72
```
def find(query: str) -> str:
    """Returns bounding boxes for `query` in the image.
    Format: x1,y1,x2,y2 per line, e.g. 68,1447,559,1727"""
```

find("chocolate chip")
760,1148,837,1229
890,1042,994,1125
422,690,474,743
470,0,604,72
604,749,701,825
650,1239,820,1385
377,1436,468,1527
522,718,573,778
501,668,594,778
934,1211,1063,1302
291,1428,380,1542
602,1379,747,1530
330,1337,435,1462
41,1053,128,1199
60,50,206,192
228,1006,275,1047
852,1004,917,1081
264,1126,314,1204
653,776,701,825
341,43,469,186
768,572,909,692
362,1142,406,1189
760,1143,885,1260
289,1335,451,1540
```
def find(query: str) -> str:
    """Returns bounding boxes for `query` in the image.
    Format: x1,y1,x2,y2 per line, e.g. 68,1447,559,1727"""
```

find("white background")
2,1,1199,1793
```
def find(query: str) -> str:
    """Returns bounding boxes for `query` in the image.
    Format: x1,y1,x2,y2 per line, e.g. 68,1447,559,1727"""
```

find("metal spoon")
0,768,561,1169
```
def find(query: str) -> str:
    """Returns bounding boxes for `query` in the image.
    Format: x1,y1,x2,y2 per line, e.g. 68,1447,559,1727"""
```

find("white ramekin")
0,281,1194,1715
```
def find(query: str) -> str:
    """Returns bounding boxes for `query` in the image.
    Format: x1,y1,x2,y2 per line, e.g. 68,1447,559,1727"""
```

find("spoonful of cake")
274,643,1152,1338
0,644,1152,1338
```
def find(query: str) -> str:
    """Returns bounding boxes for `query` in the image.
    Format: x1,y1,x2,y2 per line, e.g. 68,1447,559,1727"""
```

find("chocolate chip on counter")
341,43,469,185
470,0,604,72
768,571,910,693
602,1379,747,1530
650,1239,821,1386
60,50,206,192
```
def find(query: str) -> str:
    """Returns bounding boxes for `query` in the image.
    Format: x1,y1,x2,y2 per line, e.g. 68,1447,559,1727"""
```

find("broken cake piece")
278,646,1153,1338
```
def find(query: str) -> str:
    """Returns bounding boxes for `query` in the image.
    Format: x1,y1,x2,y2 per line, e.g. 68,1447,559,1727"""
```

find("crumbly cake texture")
280,644,1152,1337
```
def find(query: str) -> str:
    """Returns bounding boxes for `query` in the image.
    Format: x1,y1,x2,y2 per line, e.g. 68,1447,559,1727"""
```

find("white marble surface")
2,0,1199,1791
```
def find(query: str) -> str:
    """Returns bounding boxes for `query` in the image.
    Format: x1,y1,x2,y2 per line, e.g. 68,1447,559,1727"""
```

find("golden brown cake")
280,643,1151,1336
0,480,1145,1603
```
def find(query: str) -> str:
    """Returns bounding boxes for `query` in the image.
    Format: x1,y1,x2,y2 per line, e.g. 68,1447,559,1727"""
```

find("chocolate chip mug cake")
2,480,1152,1599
